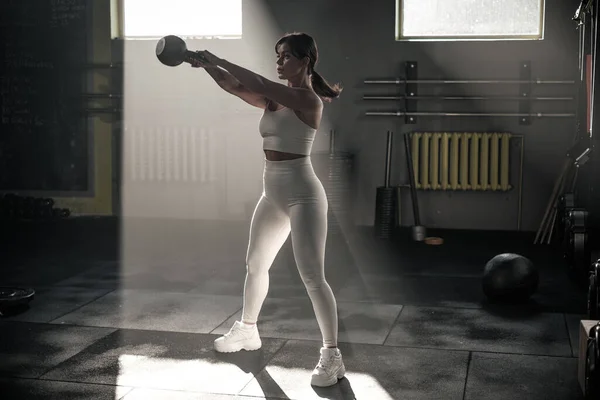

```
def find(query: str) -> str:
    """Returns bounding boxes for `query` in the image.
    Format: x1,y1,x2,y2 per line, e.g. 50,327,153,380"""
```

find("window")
121,0,242,39
396,0,545,41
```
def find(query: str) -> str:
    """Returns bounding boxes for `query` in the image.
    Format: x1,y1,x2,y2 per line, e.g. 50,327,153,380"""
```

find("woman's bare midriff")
264,150,307,161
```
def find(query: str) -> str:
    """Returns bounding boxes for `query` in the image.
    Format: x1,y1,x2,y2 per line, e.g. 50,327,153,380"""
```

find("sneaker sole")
311,366,346,387
214,341,262,353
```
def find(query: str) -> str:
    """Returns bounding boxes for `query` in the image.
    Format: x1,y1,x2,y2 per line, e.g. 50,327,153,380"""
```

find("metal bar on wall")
364,78,575,85
365,111,575,118
363,95,574,101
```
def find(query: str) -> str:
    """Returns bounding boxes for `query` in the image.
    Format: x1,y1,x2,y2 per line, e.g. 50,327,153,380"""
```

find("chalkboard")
0,0,90,192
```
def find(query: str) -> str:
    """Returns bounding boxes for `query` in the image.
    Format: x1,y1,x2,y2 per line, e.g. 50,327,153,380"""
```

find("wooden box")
579,320,599,395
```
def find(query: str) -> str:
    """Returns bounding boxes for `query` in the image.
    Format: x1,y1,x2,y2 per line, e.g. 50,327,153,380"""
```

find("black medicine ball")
482,253,539,302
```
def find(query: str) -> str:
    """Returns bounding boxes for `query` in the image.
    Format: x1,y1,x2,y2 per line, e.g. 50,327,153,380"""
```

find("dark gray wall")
122,0,581,232
246,0,581,231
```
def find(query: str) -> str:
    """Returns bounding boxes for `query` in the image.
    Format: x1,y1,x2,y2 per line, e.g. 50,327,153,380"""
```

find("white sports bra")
259,106,317,156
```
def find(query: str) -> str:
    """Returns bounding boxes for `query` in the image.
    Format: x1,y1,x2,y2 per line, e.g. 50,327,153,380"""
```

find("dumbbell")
155,35,209,67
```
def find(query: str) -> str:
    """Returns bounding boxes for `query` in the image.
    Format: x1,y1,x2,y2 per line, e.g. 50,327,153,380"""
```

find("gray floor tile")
2,221,589,399
50,289,243,333
4,286,113,323
3,262,102,287
188,264,313,300
41,329,287,396
240,339,469,400
532,279,588,314
464,352,583,400
51,264,124,291
384,306,572,356
188,274,310,300
122,388,275,399
0,321,116,378
565,314,586,358
118,222,248,270
187,273,246,297
335,274,484,308
335,272,586,313
212,298,402,345
0,378,133,400
185,240,359,300
54,263,220,293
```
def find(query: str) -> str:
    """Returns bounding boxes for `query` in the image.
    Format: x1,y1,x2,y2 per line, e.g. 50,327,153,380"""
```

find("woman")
187,32,345,388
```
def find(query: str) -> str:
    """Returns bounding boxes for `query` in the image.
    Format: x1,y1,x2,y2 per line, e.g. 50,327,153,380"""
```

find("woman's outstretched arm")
201,51,320,111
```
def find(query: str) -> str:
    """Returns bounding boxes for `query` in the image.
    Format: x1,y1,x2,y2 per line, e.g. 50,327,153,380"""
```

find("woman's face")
276,42,307,80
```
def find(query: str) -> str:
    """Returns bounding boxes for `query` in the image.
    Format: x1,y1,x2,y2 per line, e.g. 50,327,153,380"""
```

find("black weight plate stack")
0,193,69,222
375,186,397,239
558,193,575,247
564,214,574,267
567,209,590,277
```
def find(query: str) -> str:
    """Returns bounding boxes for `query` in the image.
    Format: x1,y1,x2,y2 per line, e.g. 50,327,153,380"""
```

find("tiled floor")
0,217,590,399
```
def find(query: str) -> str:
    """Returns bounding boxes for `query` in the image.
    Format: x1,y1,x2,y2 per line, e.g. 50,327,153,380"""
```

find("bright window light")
397,0,545,41
123,0,242,39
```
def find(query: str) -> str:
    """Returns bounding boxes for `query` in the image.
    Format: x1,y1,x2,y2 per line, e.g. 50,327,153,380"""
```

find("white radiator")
125,126,218,183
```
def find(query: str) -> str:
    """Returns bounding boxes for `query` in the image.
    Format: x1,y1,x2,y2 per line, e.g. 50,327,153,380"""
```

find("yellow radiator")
410,132,512,191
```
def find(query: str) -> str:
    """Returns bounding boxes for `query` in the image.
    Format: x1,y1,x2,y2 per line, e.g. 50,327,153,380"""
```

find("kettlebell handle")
189,51,210,64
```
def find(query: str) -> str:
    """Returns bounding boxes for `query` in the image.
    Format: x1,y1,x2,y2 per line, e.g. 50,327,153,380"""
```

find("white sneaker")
310,347,346,387
213,321,262,353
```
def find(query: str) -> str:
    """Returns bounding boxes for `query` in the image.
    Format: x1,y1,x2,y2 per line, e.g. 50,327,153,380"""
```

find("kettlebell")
155,35,208,67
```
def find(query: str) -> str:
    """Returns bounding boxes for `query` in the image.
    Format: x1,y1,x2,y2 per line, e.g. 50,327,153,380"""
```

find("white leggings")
241,156,338,347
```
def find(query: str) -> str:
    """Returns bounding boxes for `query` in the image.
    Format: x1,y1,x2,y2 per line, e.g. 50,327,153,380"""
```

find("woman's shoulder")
265,91,323,113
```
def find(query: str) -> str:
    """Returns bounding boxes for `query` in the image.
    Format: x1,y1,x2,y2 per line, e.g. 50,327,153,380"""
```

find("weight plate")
0,287,35,306
589,273,599,319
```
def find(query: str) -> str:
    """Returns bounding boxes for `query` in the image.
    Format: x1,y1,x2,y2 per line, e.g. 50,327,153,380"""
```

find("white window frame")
395,0,546,41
